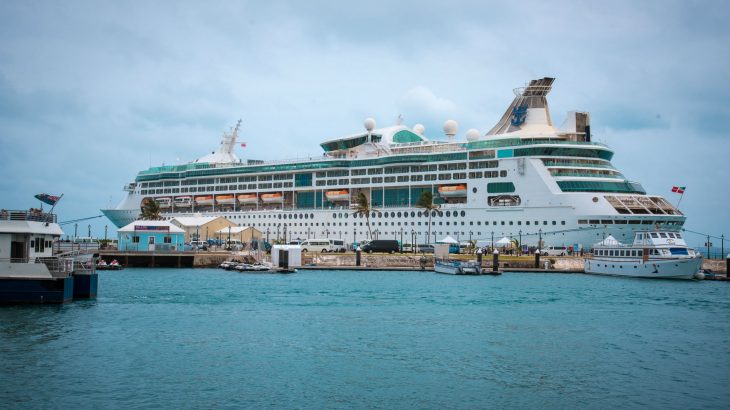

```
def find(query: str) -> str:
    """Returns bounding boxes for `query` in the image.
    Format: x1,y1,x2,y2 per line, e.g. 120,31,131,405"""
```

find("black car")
361,240,400,253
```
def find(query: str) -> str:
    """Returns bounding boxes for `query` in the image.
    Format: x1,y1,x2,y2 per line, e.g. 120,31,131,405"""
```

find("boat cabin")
0,210,62,263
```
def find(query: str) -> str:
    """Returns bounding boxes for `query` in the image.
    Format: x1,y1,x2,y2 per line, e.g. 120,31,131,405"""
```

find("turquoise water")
1,269,728,409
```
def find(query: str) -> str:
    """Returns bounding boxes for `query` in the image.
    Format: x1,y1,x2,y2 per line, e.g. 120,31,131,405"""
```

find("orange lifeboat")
438,184,467,197
260,193,284,203
325,189,350,202
195,195,214,205
156,197,172,208
216,194,236,204
237,193,258,205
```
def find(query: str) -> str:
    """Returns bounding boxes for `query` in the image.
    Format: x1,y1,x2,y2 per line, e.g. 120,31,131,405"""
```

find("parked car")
190,240,208,250
417,244,435,253
362,240,400,254
539,246,568,256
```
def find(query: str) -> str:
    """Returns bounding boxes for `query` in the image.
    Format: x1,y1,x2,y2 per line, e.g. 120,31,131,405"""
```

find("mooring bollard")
476,248,483,267
492,249,499,273
535,251,540,269
356,246,362,267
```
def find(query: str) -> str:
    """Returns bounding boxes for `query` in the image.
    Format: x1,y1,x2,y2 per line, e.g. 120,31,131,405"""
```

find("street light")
519,229,522,256
266,227,270,243
399,227,403,252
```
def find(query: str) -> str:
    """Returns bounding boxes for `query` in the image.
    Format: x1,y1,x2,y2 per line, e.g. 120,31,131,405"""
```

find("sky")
0,0,728,248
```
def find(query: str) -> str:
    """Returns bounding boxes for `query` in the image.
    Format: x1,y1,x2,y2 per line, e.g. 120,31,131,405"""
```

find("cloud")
0,0,728,241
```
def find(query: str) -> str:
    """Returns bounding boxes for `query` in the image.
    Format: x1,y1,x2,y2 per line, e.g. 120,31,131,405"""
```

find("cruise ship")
102,77,685,248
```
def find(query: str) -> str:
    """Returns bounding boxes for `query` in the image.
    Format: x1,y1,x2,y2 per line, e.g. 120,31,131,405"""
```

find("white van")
540,246,567,256
301,239,346,253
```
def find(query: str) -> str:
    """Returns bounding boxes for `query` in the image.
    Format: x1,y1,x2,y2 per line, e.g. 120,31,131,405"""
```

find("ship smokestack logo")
510,104,528,126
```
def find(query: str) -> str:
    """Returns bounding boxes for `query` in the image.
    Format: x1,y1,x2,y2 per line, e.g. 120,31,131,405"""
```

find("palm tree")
352,192,374,241
140,199,161,220
416,191,442,244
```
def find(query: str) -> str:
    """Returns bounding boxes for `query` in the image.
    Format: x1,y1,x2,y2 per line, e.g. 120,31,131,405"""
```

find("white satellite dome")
465,128,481,141
443,119,458,137
364,117,376,132
413,123,425,135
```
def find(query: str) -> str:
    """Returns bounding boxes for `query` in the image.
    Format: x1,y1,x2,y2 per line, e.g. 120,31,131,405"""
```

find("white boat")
102,77,688,252
174,196,192,207
156,197,172,208
585,231,703,280
434,259,482,275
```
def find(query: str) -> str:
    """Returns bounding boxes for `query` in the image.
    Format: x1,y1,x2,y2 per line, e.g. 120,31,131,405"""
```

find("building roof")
214,226,261,234
0,220,64,235
171,216,225,227
118,220,185,233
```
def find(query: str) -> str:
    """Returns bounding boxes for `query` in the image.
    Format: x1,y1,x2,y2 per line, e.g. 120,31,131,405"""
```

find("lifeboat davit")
156,197,172,208
195,195,214,205
325,190,350,202
174,196,192,207
260,193,284,203
438,184,467,197
237,193,258,204
216,194,236,204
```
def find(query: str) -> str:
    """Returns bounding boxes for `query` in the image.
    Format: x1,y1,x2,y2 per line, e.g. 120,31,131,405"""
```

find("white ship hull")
584,256,702,280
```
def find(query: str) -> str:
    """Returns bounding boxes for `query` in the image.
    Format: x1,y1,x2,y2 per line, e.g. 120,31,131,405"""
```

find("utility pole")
539,229,543,252
707,235,711,259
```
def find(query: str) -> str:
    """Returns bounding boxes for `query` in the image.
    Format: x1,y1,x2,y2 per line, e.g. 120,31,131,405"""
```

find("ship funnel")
487,77,555,135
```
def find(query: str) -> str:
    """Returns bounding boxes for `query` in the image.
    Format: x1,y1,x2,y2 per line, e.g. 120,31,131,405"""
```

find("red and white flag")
671,186,685,194
240,142,247,148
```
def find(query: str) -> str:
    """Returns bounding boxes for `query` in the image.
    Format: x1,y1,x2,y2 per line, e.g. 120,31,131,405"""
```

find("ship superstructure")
102,78,685,248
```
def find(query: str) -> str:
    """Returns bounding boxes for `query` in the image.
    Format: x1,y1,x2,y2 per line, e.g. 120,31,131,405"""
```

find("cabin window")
676,234,682,239
650,233,659,238
164,236,172,244
638,250,643,256
659,233,667,238
667,233,675,238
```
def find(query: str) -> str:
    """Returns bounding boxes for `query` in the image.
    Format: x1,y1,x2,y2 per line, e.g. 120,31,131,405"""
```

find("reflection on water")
1,269,728,409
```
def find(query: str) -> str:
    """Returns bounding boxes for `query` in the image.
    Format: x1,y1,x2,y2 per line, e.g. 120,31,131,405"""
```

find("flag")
240,142,247,148
671,186,685,194
34,193,61,206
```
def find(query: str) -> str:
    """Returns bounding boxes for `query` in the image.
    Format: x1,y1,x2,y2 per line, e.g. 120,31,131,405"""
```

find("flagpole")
676,191,684,209
48,193,64,216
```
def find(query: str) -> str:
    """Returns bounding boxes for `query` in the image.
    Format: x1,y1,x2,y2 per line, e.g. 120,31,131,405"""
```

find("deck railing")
0,209,57,223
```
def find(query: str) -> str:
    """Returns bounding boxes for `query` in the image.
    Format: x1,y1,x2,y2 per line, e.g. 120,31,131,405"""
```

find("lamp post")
266,228,270,243
491,231,494,252
276,225,280,242
519,229,522,256
539,228,543,251
400,227,403,252
353,228,357,247
432,231,436,244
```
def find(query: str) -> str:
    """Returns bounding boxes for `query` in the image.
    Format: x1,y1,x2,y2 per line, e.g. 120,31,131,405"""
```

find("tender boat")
157,197,172,208
174,196,192,207
434,259,482,275
585,231,703,280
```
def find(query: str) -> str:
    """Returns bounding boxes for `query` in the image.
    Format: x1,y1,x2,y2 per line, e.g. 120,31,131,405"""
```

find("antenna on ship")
396,114,404,125
443,120,458,142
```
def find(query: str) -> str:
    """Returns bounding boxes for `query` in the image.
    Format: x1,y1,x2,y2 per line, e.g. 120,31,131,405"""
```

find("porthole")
592,197,599,203
446,211,451,217
460,211,465,217
472,187,477,193
397,212,402,217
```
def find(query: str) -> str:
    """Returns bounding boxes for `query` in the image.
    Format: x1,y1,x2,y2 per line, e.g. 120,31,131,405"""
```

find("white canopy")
495,237,512,246
437,235,459,244
215,226,254,234
475,239,494,248
594,235,621,247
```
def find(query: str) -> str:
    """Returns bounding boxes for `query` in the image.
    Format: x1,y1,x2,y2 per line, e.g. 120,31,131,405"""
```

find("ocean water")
1,269,728,409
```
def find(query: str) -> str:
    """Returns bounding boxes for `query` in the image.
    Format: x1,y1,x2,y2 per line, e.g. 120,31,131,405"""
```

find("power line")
59,215,104,225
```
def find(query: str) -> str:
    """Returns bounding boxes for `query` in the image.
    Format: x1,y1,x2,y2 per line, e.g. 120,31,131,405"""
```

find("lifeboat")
174,196,192,207
438,184,467,197
195,195,214,205
156,197,172,208
216,194,236,204
237,193,258,205
260,193,284,203
325,189,350,202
